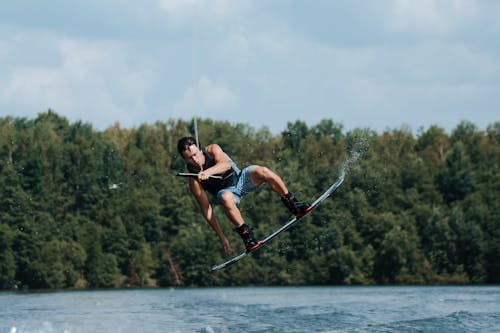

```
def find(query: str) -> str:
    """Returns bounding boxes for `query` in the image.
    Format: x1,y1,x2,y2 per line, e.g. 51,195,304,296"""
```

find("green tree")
85,242,122,288
0,224,16,288
282,120,310,151
1,111,499,288
34,240,87,289
374,223,421,284
435,142,473,204
130,242,156,286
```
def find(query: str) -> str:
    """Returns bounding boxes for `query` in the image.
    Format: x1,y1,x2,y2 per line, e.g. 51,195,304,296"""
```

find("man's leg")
219,190,261,252
249,166,311,217
248,166,288,196
219,190,244,228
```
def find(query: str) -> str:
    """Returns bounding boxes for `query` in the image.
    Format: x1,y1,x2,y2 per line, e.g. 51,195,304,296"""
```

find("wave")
346,311,500,333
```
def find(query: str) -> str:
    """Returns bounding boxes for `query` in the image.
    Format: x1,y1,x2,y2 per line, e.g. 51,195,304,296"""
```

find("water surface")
1,286,499,332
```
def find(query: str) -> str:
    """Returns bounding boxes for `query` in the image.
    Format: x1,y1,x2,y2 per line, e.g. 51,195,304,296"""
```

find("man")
177,136,311,254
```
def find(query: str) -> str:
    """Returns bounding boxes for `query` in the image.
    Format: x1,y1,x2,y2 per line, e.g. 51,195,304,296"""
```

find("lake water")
1,286,499,333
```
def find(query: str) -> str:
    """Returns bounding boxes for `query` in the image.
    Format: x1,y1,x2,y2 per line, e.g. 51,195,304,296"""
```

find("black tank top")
187,148,238,196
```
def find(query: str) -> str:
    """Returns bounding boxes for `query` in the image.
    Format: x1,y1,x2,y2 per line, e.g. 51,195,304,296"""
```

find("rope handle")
176,172,223,179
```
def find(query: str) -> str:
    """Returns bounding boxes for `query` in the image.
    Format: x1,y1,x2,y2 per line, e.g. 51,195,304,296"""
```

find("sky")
0,0,499,135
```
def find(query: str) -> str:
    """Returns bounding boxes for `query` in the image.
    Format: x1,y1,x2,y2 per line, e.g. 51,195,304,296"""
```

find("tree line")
0,110,498,289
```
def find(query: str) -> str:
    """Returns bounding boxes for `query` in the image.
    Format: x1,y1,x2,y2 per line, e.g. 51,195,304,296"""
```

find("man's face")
181,144,204,168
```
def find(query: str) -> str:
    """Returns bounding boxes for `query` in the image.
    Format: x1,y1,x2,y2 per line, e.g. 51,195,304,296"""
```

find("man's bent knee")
219,190,236,207
251,166,274,184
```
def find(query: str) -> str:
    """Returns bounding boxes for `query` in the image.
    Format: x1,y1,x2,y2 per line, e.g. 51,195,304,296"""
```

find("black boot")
281,192,311,217
236,223,262,253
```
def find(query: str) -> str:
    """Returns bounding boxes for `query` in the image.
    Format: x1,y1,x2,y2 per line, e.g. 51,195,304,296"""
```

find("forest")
0,110,499,289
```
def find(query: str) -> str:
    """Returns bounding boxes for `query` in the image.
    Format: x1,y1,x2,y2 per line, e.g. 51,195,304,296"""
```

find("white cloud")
158,0,197,25
3,66,66,109
158,0,251,26
173,76,239,118
1,33,154,129
1,1,498,134
388,0,478,35
211,10,498,133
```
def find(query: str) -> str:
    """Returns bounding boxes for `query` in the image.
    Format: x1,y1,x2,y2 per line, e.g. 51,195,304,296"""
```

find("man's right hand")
221,237,234,254
198,171,210,181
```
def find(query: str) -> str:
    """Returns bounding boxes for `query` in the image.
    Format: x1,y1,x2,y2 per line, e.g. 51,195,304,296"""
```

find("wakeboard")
211,174,345,271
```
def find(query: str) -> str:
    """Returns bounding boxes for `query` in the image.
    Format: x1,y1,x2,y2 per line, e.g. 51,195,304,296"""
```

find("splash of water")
339,135,370,178
339,151,361,179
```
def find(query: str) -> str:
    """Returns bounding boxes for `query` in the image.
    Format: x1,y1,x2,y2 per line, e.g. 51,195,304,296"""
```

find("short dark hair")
177,136,198,155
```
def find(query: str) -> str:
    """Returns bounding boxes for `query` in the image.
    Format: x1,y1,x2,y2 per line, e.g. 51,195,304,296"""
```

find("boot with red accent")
281,192,312,218
236,223,262,253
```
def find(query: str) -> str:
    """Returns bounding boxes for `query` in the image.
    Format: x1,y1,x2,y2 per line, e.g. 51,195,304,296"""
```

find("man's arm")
189,178,234,254
198,144,231,180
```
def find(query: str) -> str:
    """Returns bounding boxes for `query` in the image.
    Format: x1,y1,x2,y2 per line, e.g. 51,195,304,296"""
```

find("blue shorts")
216,165,258,205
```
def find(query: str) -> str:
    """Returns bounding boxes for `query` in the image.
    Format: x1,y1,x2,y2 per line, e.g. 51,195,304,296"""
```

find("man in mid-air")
177,136,311,254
